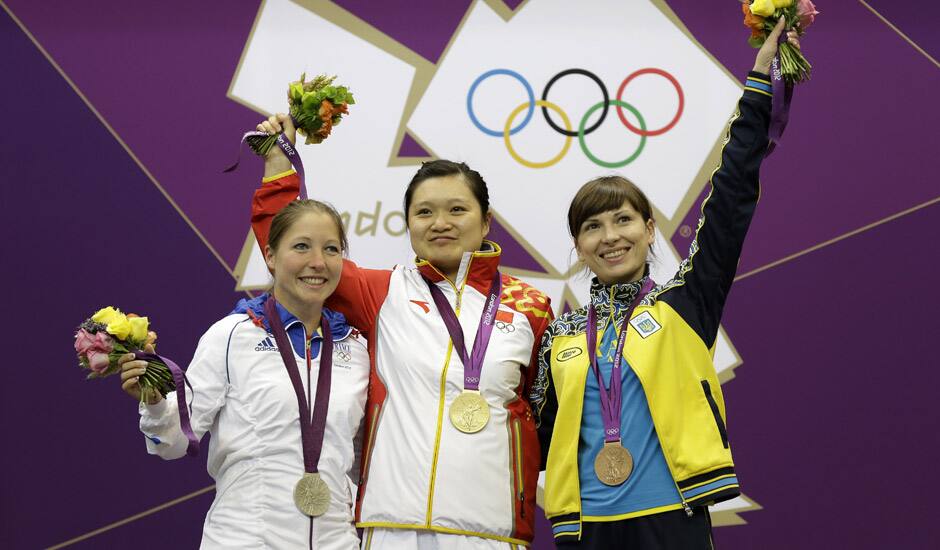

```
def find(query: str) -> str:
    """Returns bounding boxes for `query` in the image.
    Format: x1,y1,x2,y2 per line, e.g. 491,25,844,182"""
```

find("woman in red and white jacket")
251,118,553,549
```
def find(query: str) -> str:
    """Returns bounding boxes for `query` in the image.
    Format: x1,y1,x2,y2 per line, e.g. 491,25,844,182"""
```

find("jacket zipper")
511,418,525,517
425,271,463,524
600,299,693,516
621,347,694,517
304,330,313,550
305,332,312,415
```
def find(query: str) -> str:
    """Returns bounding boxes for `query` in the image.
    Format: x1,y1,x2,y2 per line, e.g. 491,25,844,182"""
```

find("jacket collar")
415,240,501,295
231,293,351,341
588,272,651,325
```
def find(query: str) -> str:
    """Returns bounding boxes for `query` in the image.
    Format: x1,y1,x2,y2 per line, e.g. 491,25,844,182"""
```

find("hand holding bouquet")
246,74,355,156
74,306,171,404
742,0,818,84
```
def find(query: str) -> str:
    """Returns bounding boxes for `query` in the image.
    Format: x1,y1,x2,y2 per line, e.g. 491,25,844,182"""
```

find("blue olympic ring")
466,69,535,137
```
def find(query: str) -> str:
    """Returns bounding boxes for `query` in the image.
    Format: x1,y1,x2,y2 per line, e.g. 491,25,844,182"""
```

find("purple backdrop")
2,1,937,548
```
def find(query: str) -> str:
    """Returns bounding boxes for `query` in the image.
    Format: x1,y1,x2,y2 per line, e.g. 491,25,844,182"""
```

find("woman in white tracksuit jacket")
119,200,369,549
252,114,554,549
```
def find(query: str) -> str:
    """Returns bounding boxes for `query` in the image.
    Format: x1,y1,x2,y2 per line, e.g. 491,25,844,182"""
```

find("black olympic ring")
496,321,515,333
541,68,609,137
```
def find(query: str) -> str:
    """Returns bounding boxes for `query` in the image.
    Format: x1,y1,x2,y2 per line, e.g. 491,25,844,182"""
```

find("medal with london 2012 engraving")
594,440,634,486
585,279,653,485
294,472,331,516
449,390,490,433
264,298,335,516
425,271,502,435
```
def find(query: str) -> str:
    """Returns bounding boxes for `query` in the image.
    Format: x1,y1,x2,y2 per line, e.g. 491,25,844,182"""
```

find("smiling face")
575,201,655,284
407,174,491,280
264,211,344,319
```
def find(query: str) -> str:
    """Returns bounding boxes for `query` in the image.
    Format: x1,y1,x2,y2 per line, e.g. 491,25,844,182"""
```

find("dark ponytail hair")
403,160,490,222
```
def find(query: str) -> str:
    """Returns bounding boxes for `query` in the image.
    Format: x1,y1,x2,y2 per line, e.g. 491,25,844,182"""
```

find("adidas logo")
255,336,278,352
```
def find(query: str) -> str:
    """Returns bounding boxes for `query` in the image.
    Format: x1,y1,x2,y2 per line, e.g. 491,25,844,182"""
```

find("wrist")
264,156,293,178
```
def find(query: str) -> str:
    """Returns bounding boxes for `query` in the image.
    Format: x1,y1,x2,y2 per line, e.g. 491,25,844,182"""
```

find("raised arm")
653,20,799,349
250,114,299,252
249,114,392,335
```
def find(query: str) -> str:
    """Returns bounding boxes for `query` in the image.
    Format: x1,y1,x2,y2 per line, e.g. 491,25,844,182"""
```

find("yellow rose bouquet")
74,306,172,404
742,0,818,83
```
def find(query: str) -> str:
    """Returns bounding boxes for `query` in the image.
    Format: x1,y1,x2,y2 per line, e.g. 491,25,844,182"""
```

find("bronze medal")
594,441,633,486
294,472,331,517
449,390,490,434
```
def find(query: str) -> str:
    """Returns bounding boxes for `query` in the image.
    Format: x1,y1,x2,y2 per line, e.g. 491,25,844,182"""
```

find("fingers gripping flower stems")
74,306,173,404
743,0,818,84
247,73,355,157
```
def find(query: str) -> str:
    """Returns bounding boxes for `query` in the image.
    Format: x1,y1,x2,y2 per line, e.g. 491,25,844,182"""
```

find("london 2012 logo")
467,68,684,168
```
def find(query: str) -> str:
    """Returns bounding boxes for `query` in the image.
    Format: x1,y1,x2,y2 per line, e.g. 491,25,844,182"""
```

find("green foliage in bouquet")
248,74,355,156
74,306,173,404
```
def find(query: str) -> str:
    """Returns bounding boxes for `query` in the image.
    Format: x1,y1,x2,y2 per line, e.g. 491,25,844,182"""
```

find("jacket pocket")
510,418,526,518
701,380,729,449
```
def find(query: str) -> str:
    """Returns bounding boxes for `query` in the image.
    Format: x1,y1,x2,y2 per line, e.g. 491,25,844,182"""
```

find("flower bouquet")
246,74,355,156
742,0,819,83
74,306,171,404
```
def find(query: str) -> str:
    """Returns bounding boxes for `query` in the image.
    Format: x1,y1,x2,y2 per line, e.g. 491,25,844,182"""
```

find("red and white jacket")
252,171,553,546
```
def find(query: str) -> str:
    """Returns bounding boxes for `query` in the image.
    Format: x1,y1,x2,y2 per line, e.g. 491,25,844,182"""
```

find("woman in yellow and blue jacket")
529,25,799,548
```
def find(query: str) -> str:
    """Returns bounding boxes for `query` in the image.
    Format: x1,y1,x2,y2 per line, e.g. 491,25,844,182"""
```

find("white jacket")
253,173,554,546
139,297,369,549
326,244,553,546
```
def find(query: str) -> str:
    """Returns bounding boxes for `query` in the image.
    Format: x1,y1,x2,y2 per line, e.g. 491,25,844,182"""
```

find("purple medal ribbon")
133,350,199,457
585,279,654,443
766,30,793,157
264,297,332,474
223,116,308,200
425,271,502,391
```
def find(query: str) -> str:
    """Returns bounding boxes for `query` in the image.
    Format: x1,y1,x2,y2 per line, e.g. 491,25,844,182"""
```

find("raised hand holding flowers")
225,74,355,199
742,0,817,84
244,74,354,157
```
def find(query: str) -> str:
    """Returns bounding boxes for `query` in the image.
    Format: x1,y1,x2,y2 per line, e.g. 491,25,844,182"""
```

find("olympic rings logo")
466,68,684,169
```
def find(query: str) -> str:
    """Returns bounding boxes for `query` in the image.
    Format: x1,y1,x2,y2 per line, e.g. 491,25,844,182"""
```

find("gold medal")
594,441,633,486
449,390,490,434
294,472,331,517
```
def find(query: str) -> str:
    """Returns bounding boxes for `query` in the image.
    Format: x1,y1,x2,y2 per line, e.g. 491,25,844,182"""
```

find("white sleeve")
138,321,231,460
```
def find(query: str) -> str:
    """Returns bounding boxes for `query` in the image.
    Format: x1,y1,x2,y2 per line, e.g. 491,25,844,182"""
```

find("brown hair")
567,176,655,237
268,199,348,255
567,176,656,262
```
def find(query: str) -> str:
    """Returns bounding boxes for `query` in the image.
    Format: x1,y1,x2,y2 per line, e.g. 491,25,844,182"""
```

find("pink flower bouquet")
74,306,171,403
742,0,818,84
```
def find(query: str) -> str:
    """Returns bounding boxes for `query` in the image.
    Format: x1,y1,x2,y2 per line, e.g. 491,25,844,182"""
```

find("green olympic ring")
578,100,647,169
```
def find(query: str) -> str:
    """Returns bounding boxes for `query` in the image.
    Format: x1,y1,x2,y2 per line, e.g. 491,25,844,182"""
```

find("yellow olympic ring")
503,100,572,169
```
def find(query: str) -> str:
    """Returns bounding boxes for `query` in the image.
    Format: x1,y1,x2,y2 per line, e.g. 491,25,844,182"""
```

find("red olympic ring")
616,68,684,137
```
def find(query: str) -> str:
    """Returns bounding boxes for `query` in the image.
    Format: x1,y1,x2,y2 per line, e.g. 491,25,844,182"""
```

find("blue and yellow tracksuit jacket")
529,72,773,542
